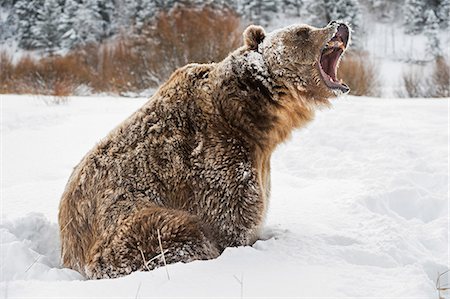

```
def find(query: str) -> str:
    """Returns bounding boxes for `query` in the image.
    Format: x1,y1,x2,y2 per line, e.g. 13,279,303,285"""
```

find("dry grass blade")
60,218,73,233
138,247,152,272
145,249,169,266
24,218,73,274
436,270,450,299
134,282,142,299
233,273,244,299
24,254,41,273
135,282,142,299
157,229,170,280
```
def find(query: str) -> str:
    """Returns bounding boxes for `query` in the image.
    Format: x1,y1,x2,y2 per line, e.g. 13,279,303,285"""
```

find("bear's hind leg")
85,206,219,279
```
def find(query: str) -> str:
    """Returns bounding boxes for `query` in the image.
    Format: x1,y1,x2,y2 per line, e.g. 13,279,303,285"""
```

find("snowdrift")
1,95,448,297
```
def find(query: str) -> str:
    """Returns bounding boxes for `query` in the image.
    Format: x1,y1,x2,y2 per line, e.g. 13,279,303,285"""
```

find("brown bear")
59,22,350,279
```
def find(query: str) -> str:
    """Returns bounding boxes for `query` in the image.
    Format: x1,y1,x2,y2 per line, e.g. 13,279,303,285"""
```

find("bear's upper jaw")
319,23,350,94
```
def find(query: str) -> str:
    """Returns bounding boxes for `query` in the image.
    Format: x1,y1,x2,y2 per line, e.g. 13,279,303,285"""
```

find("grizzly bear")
59,22,350,279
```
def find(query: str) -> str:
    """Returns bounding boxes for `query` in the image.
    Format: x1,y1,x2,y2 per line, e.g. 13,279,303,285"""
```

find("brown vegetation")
339,51,380,97
399,68,426,98
431,56,450,97
0,5,242,95
398,55,450,98
136,5,242,83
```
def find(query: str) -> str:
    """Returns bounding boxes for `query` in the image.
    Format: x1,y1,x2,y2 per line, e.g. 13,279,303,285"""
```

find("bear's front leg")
198,174,267,251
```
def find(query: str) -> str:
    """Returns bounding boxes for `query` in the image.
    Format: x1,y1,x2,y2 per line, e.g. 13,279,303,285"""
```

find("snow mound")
0,213,82,281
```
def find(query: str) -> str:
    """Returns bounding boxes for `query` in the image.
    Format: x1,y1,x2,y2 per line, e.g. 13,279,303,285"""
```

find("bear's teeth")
326,40,345,50
322,48,334,56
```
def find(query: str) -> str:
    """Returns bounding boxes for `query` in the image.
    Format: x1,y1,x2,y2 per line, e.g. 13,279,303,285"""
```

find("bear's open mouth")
319,24,350,93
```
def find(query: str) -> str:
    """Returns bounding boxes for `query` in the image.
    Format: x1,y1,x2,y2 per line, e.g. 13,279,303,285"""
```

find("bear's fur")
59,22,350,279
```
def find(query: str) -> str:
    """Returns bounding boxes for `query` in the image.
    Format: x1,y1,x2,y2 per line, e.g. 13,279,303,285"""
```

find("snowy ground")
1,94,449,298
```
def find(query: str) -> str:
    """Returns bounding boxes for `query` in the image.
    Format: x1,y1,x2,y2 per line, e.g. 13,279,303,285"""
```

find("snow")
1,94,449,297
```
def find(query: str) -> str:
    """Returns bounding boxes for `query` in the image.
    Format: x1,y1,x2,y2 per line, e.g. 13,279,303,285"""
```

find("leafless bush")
0,51,14,93
134,5,243,84
398,68,428,98
339,51,381,96
0,51,81,96
398,56,450,98
430,56,450,97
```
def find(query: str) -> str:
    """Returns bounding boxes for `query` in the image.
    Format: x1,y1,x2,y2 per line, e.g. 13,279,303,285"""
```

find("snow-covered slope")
1,95,448,297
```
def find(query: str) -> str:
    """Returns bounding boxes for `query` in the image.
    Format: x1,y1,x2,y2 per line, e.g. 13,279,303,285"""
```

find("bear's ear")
243,25,266,51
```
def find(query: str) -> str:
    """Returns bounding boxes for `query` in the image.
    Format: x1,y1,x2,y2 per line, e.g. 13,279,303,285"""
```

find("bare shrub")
33,57,78,96
430,56,450,97
398,56,450,98
339,51,381,96
398,68,427,98
6,55,39,94
0,51,14,93
93,40,147,93
135,5,243,83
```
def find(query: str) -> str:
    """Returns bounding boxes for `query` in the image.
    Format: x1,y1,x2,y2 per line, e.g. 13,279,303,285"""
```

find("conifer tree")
306,0,327,27
32,0,63,53
136,0,159,29
424,9,441,58
72,0,105,45
404,0,426,34
306,0,361,31
60,0,79,50
98,0,116,37
241,0,279,26
437,0,450,28
14,0,44,49
283,0,303,16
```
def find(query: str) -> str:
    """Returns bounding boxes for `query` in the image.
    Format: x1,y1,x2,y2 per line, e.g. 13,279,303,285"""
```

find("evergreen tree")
306,0,328,27
424,9,441,58
404,0,426,34
283,0,303,16
114,0,138,30
366,0,402,21
241,0,279,26
60,0,79,49
437,0,450,28
14,0,44,49
98,0,116,37
72,0,105,45
306,0,361,29
136,0,159,29
0,0,16,8
219,0,240,11
325,0,361,29
32,0,63,53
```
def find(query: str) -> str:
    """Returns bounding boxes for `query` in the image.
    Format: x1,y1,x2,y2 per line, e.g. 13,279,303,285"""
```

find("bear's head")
242,21,351,106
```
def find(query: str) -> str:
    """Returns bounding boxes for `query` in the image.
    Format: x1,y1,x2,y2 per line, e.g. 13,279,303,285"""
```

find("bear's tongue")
320,47,341,82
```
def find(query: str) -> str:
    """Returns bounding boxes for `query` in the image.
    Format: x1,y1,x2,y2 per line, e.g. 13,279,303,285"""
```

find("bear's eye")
296,28,310,40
